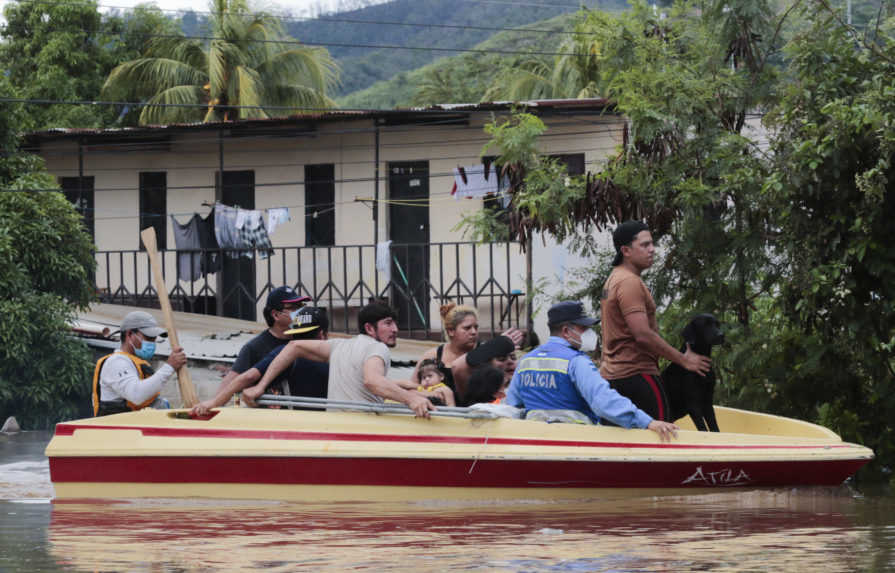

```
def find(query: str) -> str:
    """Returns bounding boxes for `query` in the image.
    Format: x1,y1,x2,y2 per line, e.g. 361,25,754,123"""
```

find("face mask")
289,309,302,322
570,328,598,353
133,337,156,360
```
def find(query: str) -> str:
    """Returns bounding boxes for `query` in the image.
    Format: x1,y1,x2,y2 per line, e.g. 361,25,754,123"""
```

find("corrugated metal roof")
25,98,613,141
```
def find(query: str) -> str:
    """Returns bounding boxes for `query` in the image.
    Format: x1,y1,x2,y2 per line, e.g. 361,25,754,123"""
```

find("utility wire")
1,155,614,198
117,31,581,57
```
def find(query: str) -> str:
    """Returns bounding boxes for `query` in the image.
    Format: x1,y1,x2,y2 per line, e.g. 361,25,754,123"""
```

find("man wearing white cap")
91,311,187,416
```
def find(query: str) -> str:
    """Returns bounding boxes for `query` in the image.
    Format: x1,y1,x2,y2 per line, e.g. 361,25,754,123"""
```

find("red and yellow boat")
45,404,873,501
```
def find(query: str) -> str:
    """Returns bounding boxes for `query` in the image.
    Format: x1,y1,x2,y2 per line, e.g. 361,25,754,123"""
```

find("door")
388,161,430,331
218,171,256,321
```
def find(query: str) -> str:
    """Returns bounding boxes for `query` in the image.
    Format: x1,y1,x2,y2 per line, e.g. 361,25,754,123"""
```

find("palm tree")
103,0,339,125
485,12,605,101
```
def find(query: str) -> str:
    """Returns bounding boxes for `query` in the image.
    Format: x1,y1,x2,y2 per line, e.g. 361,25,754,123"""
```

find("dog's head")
682,313,725,349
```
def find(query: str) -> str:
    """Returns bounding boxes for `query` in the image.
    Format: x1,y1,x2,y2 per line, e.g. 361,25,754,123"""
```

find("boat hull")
45,406,874,501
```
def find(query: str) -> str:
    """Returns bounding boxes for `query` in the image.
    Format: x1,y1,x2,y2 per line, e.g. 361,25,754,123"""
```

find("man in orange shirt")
600,221,711,421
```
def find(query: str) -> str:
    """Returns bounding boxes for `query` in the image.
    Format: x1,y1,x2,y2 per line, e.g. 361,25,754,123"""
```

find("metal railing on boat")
254,394,501,419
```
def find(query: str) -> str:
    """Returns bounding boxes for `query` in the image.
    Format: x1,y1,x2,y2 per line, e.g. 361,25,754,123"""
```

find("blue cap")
547,301,598,327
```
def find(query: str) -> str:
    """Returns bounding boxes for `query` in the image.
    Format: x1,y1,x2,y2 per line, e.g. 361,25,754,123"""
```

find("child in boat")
463,365,507,406
415,359,455,406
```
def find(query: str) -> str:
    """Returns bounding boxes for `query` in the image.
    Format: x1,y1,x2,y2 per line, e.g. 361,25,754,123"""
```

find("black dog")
662,313,724,432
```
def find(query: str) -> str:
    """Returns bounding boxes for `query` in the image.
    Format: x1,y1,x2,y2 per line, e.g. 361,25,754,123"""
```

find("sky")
0,0,374,24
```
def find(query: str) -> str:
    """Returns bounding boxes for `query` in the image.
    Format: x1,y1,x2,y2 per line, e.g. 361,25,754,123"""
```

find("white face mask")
570,328,598,353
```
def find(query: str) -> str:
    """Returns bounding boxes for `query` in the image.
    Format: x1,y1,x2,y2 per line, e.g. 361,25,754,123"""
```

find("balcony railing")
94,241,528,339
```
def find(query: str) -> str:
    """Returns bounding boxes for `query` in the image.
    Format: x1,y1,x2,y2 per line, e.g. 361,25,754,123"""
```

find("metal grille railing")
94,241,528,338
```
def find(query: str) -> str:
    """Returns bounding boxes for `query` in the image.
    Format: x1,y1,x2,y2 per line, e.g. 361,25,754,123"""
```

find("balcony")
94,241,529,339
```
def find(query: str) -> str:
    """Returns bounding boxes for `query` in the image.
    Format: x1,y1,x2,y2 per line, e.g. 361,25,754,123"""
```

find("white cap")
120,311,166,338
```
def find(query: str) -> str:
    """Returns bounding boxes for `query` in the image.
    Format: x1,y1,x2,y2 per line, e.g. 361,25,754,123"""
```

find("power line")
0,155,615,198
136,31,579,58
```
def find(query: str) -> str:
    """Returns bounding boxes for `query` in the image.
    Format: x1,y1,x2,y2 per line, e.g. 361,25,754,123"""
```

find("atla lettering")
681,466,752,486
519,371,558,389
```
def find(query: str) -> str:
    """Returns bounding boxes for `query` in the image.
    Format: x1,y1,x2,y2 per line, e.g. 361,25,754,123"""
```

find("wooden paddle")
140,226,199,407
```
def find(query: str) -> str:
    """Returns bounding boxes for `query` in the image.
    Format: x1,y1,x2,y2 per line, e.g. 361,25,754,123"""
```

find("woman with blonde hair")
412,303,523,404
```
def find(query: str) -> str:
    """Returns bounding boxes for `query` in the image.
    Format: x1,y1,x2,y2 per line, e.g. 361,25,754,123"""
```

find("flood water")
2,430,894,572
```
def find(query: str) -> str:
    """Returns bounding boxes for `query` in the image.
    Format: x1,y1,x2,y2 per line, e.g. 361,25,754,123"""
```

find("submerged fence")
94,241,529,339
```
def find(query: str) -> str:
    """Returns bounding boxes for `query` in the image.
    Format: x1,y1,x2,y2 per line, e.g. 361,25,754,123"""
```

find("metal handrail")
255,394,499,419
93,240,528,337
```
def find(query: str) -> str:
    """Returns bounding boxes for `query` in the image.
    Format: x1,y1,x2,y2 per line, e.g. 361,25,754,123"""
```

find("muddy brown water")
2,430,893,572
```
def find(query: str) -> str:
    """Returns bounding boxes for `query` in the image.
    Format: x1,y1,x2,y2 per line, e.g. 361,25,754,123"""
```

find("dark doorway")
217,170,256,321
305,164,335,246
60,176,95,240
388,161,430,331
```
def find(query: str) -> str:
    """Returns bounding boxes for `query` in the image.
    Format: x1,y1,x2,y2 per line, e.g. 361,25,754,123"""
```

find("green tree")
102,0,339,124
762,5,895,477
0,77,97,428
0,0,117,129
465,1,895,480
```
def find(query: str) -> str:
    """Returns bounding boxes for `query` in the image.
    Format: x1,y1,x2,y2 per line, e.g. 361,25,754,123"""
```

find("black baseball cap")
285,306,329,335
266,286,310,309
547,301,598,327
466,335,516,367
612,220,650,266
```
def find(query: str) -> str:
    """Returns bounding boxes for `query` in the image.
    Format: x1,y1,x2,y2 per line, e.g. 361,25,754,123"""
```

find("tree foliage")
102,0,339,124
467,0,895,480
0,96,97,426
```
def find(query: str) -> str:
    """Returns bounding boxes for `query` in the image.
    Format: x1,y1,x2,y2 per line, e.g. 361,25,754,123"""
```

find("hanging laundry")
451,164,499,200
214,203,249,258
240,214,274,259
234,208,263,230
267,207,291,235
376,240,392,285
170,212,222,281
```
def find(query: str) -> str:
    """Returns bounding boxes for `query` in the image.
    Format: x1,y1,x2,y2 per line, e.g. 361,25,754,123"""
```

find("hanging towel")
451,164,499,200
267,207,291,235
376,240,392,285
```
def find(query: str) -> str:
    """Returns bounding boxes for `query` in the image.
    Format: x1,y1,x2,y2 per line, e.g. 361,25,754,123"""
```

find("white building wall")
38,111,624,335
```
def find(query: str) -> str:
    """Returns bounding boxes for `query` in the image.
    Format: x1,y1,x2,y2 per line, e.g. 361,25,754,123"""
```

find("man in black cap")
504,301,679,441
192,306,330,415
215,285,311,396
600,221,711,421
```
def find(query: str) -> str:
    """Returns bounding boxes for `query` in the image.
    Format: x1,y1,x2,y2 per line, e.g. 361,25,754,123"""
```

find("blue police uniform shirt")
505,336,653,429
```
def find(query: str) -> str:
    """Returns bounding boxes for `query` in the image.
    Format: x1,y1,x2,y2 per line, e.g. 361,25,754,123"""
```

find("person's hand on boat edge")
190,400,215,417
648,420,679,442
406,393,436,418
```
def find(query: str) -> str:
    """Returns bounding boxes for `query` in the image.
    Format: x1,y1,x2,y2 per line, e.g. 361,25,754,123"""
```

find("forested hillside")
283,0,621,96
337,11,583,109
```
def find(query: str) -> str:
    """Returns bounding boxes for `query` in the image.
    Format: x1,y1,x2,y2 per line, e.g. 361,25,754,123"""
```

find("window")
550,153,586,176
60,177,95,240
305,164,335,246
139,172,167,250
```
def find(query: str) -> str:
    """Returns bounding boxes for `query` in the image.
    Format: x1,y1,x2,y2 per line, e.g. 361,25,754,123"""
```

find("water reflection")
3,431,893,572
47,489,877,572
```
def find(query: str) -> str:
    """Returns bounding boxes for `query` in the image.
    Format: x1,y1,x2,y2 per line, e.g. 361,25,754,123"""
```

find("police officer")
504,301,679,441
